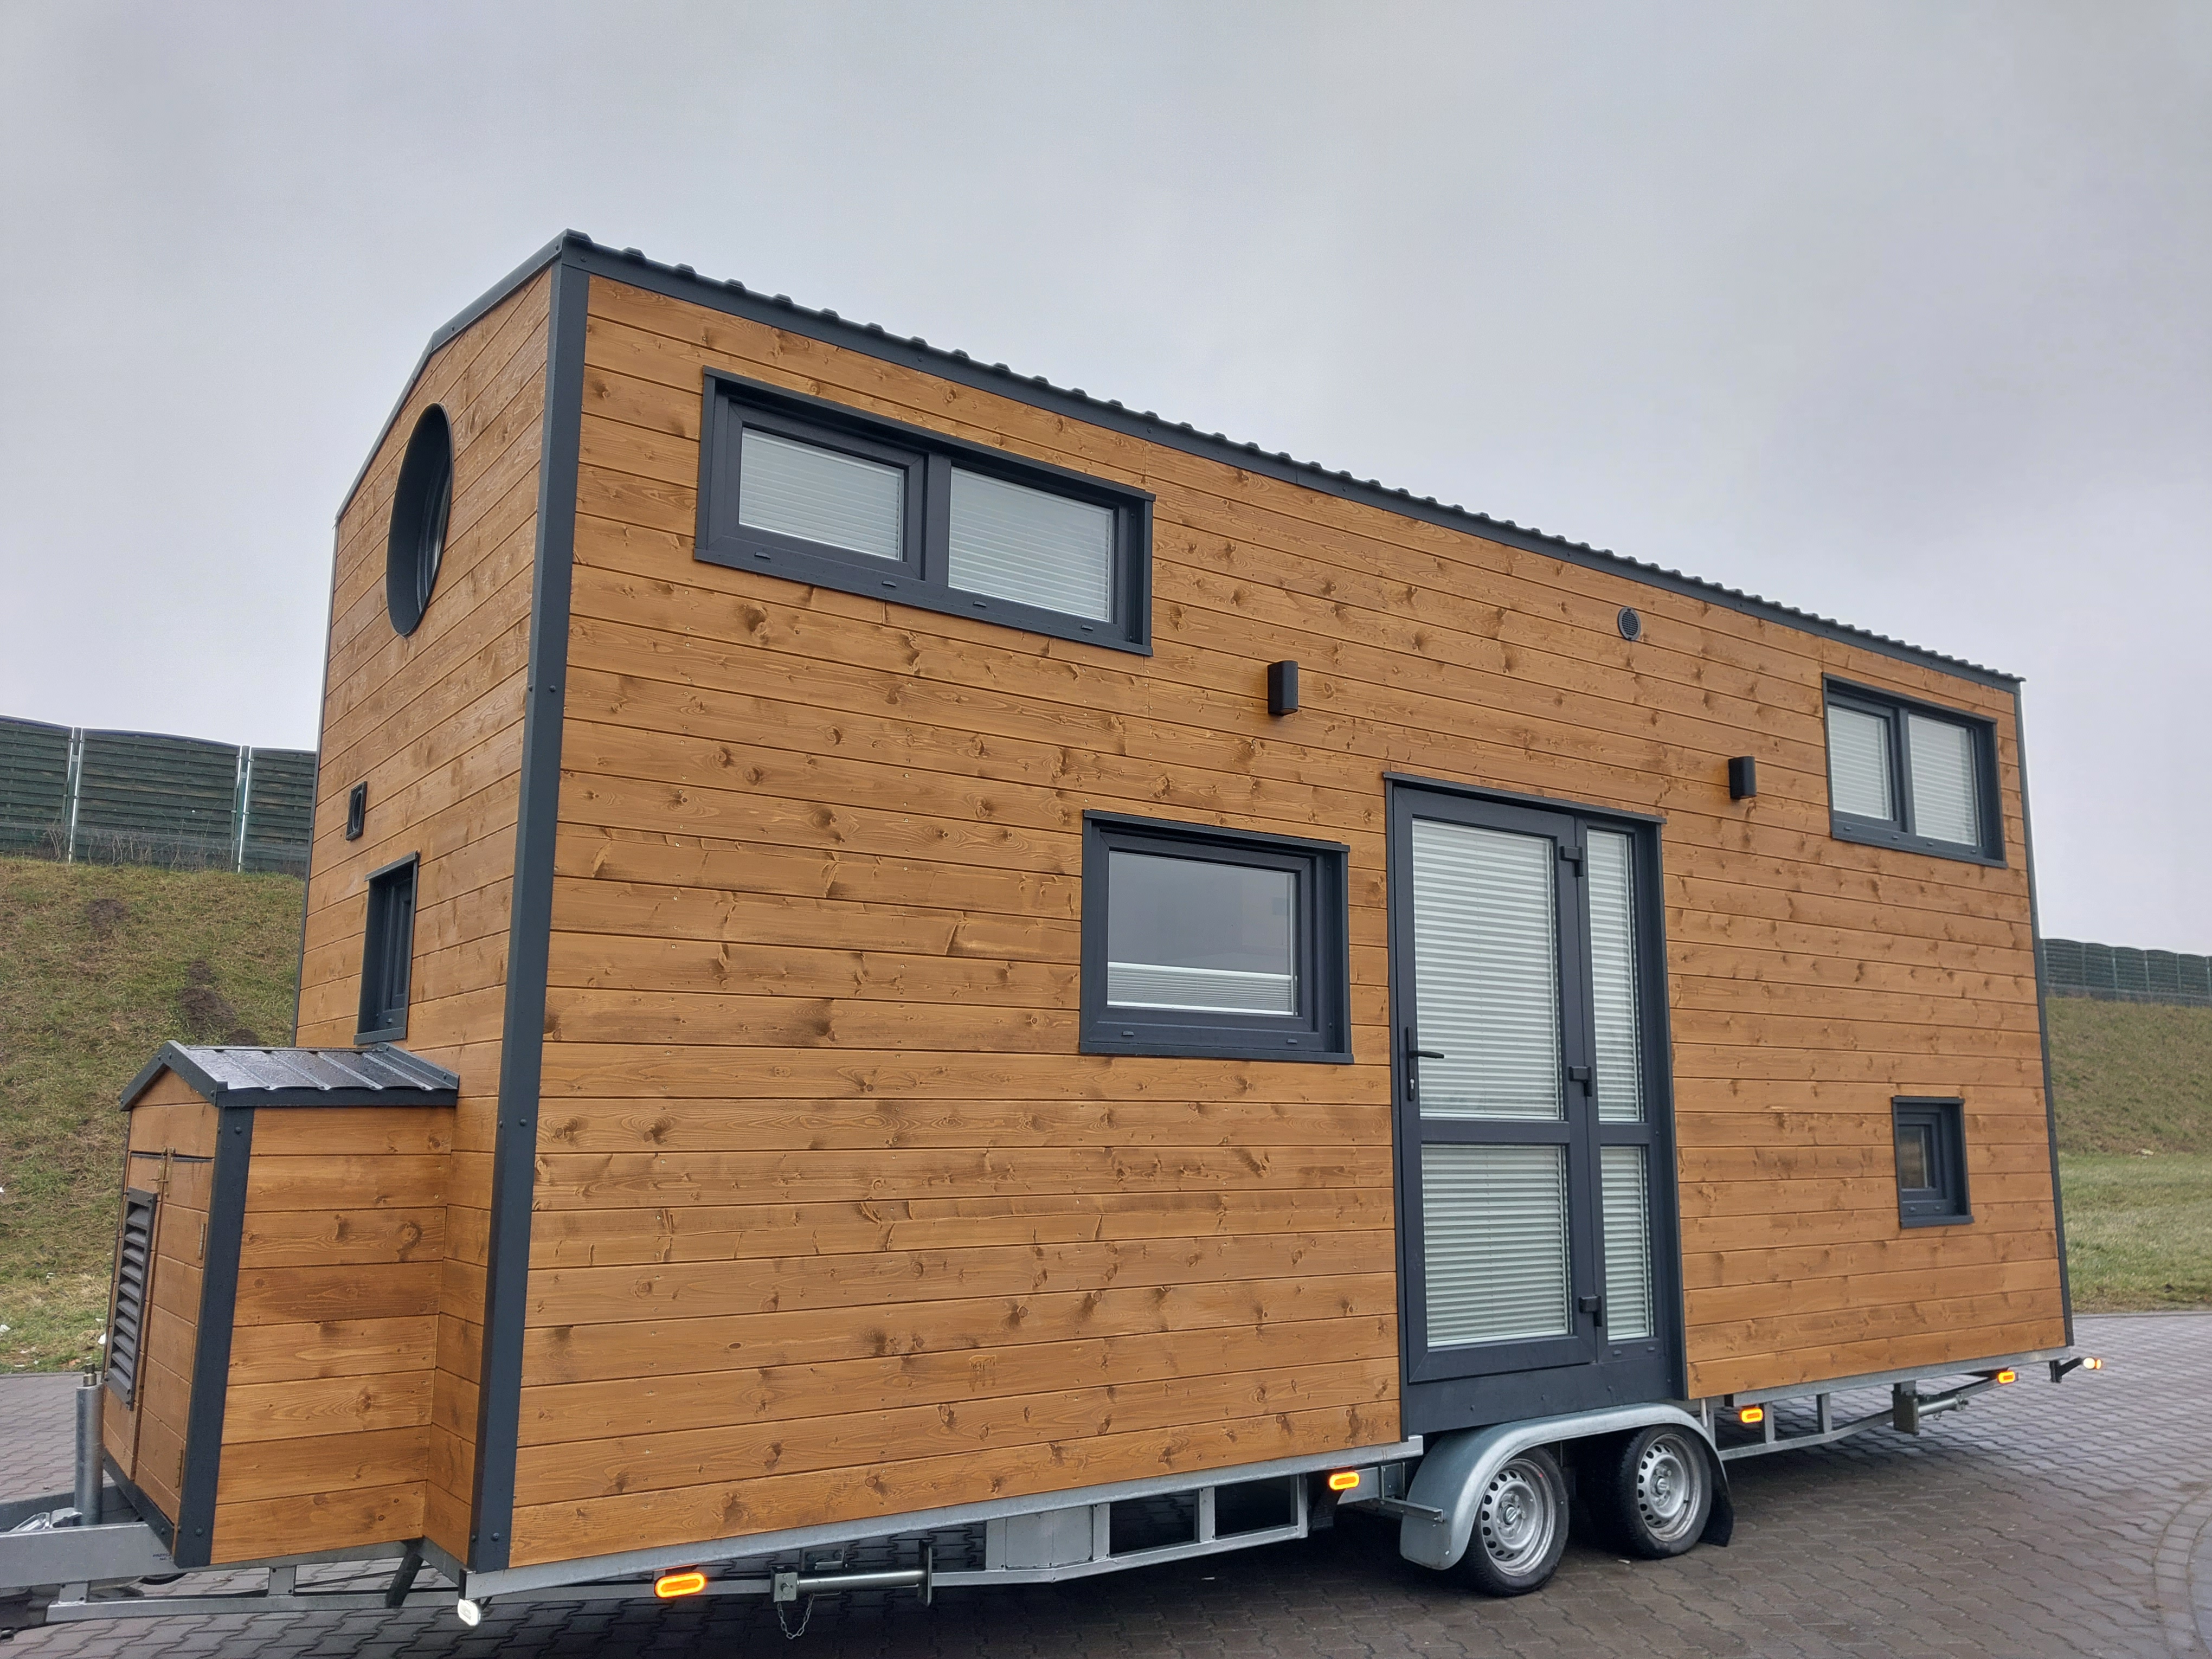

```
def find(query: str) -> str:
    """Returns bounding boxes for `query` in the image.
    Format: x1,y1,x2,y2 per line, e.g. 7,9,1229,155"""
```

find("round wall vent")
387,406,454,637
1617,606,1643,642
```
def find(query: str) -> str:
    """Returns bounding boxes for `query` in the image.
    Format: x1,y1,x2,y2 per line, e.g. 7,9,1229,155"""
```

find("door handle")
1403,1031,1444,1102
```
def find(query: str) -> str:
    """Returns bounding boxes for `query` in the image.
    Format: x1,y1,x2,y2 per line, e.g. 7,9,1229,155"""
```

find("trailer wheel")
1449,1448,1568,1596
1593,1425,1711,1559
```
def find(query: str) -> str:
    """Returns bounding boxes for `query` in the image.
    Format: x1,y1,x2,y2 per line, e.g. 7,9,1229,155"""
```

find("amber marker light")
1327,1471,1362,1492
1738,1406,1765,1425
1994,1369,2017,1384
655,1570,709,1599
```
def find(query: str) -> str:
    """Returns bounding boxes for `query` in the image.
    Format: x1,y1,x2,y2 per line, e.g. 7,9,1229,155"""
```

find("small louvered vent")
107,1188,158,1407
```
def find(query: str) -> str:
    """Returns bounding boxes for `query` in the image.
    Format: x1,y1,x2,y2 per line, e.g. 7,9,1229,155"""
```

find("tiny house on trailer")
3,232,2093,1629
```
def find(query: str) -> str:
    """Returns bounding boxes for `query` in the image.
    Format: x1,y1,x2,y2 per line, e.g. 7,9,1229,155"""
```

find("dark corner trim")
293,524,340,1046
2012,688,2072,1343
467,242,589,1572
173,1107,254,1568
103,1454,176,1552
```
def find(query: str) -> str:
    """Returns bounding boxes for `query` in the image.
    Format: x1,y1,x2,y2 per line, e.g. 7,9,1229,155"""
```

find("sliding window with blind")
1824,680,2003,863
696,371,1152,651
1387,781,1679,1431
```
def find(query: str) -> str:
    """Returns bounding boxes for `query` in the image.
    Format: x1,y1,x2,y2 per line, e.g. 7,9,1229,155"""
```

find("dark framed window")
356,854,419,1043
697,371,1153,653
1824,679,2003,865
1081,813,1350,1062
1894,1097,1971,1226
387,406,453,638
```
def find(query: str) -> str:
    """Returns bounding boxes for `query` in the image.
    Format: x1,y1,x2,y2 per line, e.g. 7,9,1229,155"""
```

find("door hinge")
1558,843,1584,869
1568,1065,1592,1092
1579,1293,1605,1325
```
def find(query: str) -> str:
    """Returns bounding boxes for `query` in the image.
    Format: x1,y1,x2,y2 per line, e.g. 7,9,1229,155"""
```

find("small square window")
356,854,419,1044
1823,680,2003,865
1082,814,1350,1062
1894,1097,1971,1226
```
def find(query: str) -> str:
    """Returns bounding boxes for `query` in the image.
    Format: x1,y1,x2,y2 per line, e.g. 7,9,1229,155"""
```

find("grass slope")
0,857,300,1373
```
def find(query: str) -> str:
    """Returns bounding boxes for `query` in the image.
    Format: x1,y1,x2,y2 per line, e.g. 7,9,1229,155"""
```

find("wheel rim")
1477,1458,1557,1573
1635,1432,1705,1544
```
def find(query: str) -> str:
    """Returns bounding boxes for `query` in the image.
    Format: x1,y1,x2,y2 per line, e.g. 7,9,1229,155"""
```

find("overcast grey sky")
1,2,2206,947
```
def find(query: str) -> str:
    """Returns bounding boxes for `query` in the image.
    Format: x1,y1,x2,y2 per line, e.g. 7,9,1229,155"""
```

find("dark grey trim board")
372,230,2017,691
467,243,589,1573
291,520,340,1045
2012,686,2073,1345
102,1454,176,1553
172,1106,253,1568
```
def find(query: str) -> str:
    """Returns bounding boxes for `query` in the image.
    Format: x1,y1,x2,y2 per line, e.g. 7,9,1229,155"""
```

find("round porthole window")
387,406,453,636
1617,606,1643,642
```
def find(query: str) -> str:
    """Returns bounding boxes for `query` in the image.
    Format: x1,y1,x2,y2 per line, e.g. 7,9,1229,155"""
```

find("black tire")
1592,1425,1712,1559
1448,1447,1570,1596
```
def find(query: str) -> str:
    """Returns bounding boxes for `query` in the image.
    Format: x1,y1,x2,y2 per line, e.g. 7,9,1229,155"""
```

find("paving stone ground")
3,1313,2205,1657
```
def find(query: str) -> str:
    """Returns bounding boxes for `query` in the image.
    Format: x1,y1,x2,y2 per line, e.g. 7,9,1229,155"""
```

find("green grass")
0,857,301,1373
2058,1153,2212,1311
2048,996,2212,1153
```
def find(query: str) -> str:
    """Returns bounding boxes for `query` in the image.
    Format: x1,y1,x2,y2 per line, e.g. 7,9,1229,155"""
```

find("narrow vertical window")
357,854,419,1043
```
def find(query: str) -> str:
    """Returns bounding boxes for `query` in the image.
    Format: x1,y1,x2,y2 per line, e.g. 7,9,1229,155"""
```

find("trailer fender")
1398,1405,1728,1570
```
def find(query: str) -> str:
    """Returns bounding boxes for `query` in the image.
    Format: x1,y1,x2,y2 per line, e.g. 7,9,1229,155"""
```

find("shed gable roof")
121,1043,461,1109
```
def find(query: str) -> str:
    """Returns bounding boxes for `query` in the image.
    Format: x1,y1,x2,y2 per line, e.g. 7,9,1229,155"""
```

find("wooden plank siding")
492,274,2062,1566
294,268,551,1558
100,1075,219,1525
203,1103,448,1563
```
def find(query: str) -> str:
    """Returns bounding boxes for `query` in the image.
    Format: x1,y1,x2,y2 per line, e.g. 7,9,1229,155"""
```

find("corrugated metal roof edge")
121,1041,461,1109
340,229,2018,690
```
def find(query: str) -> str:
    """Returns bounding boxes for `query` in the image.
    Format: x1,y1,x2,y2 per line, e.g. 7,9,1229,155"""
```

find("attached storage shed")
94,232,2071,1605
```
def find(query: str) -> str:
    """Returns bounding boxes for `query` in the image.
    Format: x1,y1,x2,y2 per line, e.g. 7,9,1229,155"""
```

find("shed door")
1390,783,1677,1422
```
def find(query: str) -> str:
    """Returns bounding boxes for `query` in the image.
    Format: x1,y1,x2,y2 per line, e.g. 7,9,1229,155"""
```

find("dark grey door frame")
1385,775,1686,1435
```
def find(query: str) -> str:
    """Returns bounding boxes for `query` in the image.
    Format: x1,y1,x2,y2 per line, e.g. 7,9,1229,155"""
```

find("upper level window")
1823,680,2002,865
1081,813,1351,1062
698,372,1152,653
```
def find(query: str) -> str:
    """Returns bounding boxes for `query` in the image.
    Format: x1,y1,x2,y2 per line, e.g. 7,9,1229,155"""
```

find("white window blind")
1422,1144,1572,1347
738,429,904,562
1907,714,1980,847
1587,829,1643,1124
949,469,1115,621
1409,820,1562,1121
1600,1144,1654,1341
1827,704,1893,820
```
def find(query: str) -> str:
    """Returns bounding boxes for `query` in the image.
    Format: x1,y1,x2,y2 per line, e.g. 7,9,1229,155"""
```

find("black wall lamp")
1728,756,1757,801
1268,660,1300,716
